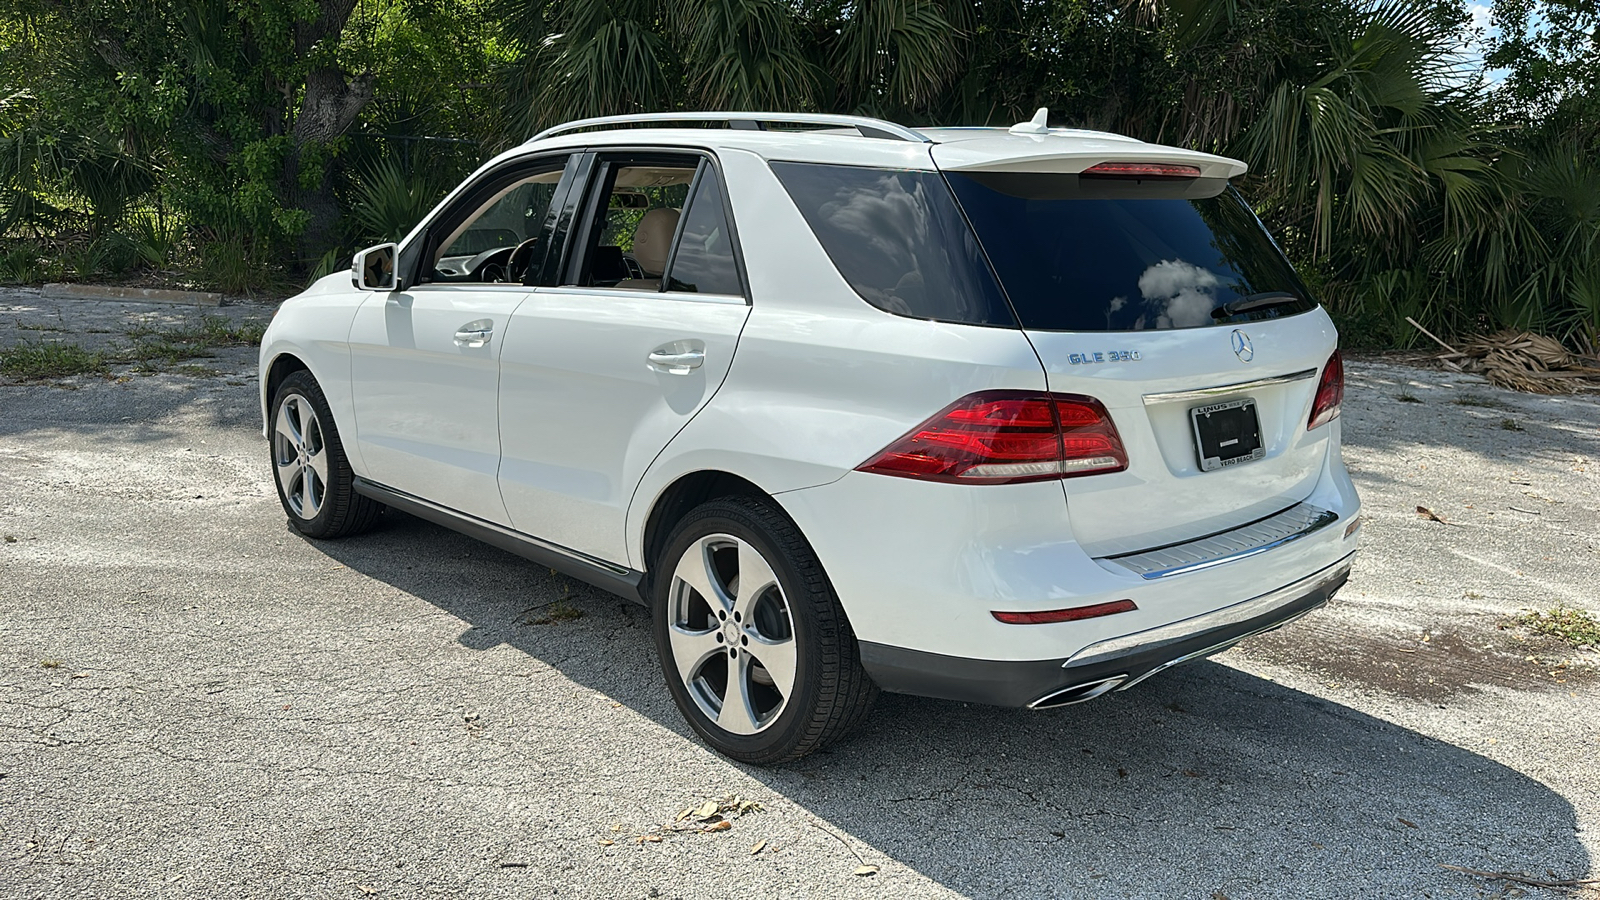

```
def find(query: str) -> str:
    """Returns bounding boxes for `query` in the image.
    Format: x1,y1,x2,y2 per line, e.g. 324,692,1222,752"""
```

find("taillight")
856,391,1127,485
1081,162,1202,179
1307,351,1344,430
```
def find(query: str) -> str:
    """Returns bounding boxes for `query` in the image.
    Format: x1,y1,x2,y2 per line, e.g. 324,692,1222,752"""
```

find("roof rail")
529,112,930,144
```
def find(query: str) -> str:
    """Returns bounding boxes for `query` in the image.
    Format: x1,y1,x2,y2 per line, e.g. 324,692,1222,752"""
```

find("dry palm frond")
1436,330,1600,393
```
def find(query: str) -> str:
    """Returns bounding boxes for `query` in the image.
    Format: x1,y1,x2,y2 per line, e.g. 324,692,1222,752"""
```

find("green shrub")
349,157,448,245
0,242,49,284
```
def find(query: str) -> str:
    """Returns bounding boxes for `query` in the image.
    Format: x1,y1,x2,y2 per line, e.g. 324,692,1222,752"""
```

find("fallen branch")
1407,317,1459,354
1440,863,1600,891
809,817,871,869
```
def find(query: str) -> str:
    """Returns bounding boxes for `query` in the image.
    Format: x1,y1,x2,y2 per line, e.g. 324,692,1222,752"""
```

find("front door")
348,152,575,526
497,153,751,562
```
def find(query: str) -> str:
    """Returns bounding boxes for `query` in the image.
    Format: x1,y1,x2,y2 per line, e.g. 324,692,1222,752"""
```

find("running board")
352,478,647,605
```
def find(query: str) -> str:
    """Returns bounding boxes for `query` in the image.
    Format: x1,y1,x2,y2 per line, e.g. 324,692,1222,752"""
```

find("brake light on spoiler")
857,391,1128,485
1081,162,1202,179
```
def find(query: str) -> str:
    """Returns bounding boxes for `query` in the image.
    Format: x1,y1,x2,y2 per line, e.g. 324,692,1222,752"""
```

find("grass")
1515,607,1600,648
0,341,111,379
1397,391,1423,403
3,314,266,381
1453,394,1510,410
125,315,268,347
122,315,268,373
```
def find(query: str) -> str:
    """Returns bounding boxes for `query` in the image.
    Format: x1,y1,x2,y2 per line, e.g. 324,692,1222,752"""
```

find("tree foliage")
2,0,1598,351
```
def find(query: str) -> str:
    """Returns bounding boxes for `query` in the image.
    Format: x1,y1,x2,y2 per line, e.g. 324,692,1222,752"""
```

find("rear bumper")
859,554,1352,708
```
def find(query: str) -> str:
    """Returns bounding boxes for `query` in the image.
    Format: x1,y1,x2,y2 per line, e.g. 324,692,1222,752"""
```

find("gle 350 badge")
1067,350,1142,365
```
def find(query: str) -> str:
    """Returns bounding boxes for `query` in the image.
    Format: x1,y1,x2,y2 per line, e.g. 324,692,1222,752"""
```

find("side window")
424,155,569,285
568,158,697,289
664,170,743,296
769,161,1015,327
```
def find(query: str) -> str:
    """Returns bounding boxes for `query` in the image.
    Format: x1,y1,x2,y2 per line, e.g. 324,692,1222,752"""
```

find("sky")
1465,1,1515,87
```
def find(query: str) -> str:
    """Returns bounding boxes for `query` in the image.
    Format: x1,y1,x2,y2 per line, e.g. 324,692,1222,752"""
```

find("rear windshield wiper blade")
1212,291,1302,319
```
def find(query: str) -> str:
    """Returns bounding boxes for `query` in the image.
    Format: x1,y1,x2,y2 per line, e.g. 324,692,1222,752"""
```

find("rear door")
347,152,575,526
938,162,1339,556
496,151,750,563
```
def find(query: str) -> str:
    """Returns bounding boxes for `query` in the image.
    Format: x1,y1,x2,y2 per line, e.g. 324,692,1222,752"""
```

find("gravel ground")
2,286,1597,899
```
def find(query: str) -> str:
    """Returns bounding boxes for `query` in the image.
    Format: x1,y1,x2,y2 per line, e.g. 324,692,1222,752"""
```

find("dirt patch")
1238,613,1598,703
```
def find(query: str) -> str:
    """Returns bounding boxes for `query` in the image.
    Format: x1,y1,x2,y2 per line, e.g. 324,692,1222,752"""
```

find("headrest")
632,208,680,277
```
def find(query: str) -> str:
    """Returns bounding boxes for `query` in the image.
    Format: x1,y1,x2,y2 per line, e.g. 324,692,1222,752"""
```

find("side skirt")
352,477,647,605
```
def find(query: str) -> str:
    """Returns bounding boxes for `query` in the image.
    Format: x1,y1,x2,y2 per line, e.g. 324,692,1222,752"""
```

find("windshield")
945,172,1316,332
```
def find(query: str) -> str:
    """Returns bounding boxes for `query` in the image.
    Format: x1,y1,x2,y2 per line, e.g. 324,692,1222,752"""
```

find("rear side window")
946,172,1316,332
770,162,1015,327
666,171,743,296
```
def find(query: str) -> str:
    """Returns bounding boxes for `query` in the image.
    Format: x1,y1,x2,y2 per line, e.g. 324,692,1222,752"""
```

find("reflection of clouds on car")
816,174,928,315
1137,259,1220,329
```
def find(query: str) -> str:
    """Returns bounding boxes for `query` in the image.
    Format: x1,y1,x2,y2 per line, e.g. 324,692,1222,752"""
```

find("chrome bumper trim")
1141,368,1318,405
1063,554,1354,669
1102,502,1339,579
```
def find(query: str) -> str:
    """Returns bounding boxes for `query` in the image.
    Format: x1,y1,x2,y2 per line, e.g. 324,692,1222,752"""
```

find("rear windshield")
770,162,1016,327
946,172,1316,332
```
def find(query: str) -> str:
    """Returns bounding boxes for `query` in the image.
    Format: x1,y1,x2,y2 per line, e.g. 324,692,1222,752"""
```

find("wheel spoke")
299,466,316,515
274,401,300,449
744,636,797,698
305,446,330,485
302,410,323,456
667,624,723,686
282,468,302,514
275,454,299,482
674,537,729,610
716,654,760,735
732,540,779,620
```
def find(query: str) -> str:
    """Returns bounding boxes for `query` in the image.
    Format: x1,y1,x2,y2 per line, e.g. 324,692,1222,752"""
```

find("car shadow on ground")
309,510,1588,898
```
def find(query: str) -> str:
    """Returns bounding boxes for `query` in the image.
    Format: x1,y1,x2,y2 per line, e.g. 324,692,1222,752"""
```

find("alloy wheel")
273,394,329,520
666,533,798,735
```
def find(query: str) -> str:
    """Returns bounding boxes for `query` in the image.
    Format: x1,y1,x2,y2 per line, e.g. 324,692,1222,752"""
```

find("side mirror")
352,243,398,291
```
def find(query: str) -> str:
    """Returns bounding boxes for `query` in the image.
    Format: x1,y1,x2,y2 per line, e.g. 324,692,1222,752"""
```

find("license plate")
1190,398,1264,471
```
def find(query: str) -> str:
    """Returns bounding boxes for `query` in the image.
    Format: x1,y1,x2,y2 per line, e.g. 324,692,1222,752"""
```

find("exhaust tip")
1028,675,1127,709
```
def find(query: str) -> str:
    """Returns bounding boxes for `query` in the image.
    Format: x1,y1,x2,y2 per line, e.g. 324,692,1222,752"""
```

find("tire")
269,370,381,539
652,496,877,764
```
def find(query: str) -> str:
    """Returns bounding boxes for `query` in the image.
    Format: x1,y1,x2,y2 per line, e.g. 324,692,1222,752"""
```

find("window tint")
770,162,1014,327
945,173,1316,332
666,172,743,296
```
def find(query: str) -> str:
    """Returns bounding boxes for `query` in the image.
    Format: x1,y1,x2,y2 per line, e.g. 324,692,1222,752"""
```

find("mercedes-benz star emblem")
1231,329,1254,362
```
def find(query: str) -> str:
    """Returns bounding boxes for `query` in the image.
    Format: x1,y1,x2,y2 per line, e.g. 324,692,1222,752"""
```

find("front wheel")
269,370,381,539
653,496,876,764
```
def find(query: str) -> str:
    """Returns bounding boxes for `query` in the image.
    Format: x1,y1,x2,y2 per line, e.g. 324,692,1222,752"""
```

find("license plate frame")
1190,397,1265,472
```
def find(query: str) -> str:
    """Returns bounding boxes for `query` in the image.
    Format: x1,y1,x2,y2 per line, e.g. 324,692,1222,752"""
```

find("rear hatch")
934,142,1338,556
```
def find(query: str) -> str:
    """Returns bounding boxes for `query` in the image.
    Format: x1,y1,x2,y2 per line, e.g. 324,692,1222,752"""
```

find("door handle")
647,348,705,375
454,320,493,347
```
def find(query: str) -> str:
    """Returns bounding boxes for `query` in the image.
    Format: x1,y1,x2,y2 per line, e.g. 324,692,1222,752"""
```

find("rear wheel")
653,496,876,764
269,370,381,539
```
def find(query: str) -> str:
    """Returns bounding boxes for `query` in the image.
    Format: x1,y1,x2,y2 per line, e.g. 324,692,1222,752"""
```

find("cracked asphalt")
2,286,1598,899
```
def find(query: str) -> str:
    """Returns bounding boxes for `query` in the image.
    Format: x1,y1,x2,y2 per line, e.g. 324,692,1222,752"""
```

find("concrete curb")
42,283,224,307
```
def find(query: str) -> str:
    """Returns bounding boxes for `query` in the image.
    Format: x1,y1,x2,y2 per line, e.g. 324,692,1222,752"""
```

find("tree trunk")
285,66,375,264
281,0,372,267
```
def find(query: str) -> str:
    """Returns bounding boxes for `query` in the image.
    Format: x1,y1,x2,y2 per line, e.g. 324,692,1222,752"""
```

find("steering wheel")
506,237,543,284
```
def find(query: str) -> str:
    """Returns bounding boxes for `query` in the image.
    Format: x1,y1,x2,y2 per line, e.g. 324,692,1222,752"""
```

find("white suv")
259,111,1360,764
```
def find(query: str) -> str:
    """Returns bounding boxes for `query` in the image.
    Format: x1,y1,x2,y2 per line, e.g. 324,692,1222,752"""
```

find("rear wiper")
1211,291,1302,319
